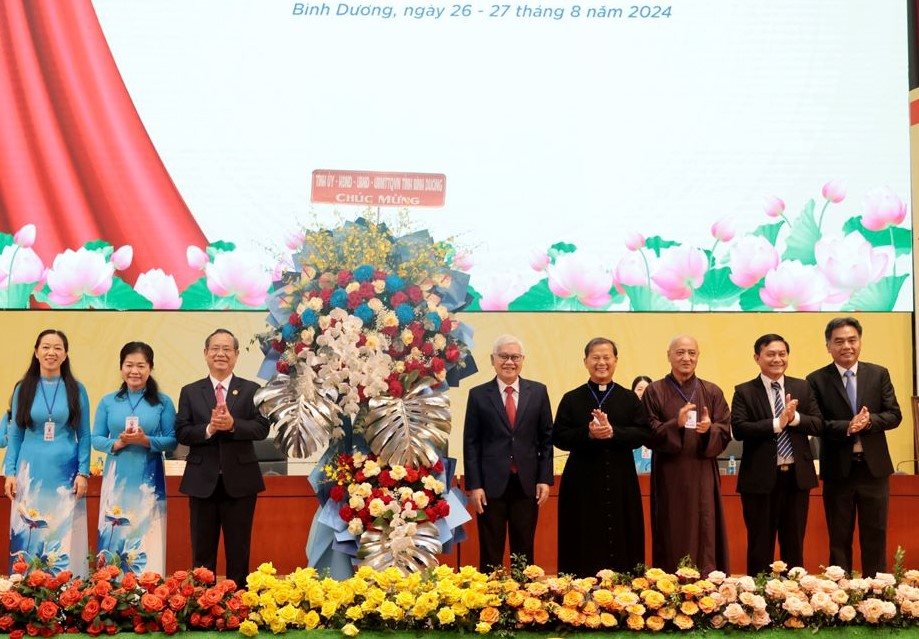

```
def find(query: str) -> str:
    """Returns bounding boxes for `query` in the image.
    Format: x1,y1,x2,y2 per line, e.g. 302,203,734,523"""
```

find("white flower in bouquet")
769,561,787,574
368,498,386,517
838,605,856,622
422,476,445,493
363,460,381,478
736,576,757,592
707,570,726,584
386,500,402,516
413,491,430,509
799,575,819,593
830,588,850,605
823,566,846,582
348,518,364,535
764,579,786,599
787,567,807,580
389,465,407,481
871,573,896,590
349,496,365,510
352,452,367,466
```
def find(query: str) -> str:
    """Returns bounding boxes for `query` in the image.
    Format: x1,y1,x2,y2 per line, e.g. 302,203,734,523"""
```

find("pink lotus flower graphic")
625,232,645,251
651,246,708,301
728,236,779,288
710,217,736,243
0,245,44,287
612,252,648,294
186,246,209,270
111,245,133,271
46,248,115,306
822,179,847,204
815,234,889,303
861,187,907,231
547,253,613,308
763,197,785,219
13,224,36,248
759,261,827,311
528,249,550,271
205,251,271,307
476,275,525,311
134,269,182,309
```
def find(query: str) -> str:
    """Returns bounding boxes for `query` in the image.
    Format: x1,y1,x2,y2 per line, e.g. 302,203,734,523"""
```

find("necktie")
772,381,793,461
844,370,857,415
504,386,516,428
216,382,226,406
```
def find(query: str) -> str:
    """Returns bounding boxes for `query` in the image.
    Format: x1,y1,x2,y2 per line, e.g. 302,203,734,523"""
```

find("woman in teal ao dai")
92,342,176,575
3,329,91,576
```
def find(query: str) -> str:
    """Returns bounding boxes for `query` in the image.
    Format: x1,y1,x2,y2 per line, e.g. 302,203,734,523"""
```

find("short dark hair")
754,334,790,355
584,337,618,358
630,375,652,392
205,329,239,350
824,317,862,342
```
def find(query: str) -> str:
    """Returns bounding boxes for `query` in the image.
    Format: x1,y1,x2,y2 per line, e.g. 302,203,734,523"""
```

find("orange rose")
36,601,58,623
140,594,165,612
19,598,36,614
168,594,187,611
81,599,100,622
92,581,112,598
121,573,137,590
479,607,500,624
170,571,188,582
12,559,28,575
138,572,160,592
100,596,117,613
0,614,13,630
1,592,22,610
626,614,645,630
26,571,50,588
646,615,665,632
192,568,215,585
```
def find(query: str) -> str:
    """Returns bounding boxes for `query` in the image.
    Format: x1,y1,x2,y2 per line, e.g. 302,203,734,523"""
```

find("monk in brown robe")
642,335,731,574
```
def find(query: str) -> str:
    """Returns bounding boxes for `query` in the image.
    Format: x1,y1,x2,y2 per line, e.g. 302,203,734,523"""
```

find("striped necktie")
772,381,794,461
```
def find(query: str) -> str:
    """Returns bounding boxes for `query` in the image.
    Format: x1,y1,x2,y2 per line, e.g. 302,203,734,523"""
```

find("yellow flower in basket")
592,588,614,608
640,589,666,610
599,612,618,628
562,590,585,608
341,623,360,637
345,605,363,621
475,622,491,634
523,596,543,613
239,620,259,637
321,601,339,619
673,613,694,630
303,610,321,630
680,600,700,616
658,606,676,620
555,607,579,625
632,577,650,590
646,615,665,632
269,619,287,634
626,614,645,630
657,578,677,595
522,565,546,580
436,607,456,625
505,591,526,608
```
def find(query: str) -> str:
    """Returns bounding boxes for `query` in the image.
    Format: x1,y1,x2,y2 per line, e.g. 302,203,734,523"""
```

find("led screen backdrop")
0,0,911,311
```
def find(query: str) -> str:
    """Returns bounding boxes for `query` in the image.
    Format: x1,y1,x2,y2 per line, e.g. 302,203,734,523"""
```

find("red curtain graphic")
0,0,208,289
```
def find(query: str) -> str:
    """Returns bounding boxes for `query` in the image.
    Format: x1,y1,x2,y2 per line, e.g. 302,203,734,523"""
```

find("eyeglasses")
207,346,236,355
494,353,523,363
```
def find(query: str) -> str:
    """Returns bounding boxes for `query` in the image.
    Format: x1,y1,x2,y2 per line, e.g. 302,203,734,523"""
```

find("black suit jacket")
463,377,554,499
731,376,822,493
806,361,901,480
176,376,271,499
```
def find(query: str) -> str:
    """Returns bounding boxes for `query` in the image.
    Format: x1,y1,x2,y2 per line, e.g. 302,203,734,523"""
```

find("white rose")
347,518,364,535
349,496,365,510
368,498,386,517
413,491,430,509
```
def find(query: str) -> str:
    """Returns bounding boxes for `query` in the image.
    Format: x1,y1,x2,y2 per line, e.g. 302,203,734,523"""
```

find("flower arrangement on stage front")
0,561,247,637
239,559,919,636
254,214,476,575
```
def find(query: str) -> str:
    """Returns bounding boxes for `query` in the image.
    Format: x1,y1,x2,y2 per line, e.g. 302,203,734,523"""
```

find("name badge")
43,421,55,442
125,416,140,434
641,447,652,459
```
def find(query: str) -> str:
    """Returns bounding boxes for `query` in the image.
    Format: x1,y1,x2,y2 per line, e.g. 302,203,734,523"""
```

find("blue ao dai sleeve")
91,396,117,454
147,395,177,454
77,384,91,475
4,385,23,476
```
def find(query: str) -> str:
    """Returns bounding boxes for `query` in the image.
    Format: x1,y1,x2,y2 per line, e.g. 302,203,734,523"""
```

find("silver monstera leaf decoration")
363,381,451,467
357,521,442,574
254,361,341,458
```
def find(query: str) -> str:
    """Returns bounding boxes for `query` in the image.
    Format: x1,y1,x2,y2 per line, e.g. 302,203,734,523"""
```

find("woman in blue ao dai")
3,329,91,576
92,342,176,575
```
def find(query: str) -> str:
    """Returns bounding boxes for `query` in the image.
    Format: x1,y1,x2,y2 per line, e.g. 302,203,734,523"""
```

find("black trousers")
740,466,809,576
476,473,538,572
823,460,889,577
189,475,258,587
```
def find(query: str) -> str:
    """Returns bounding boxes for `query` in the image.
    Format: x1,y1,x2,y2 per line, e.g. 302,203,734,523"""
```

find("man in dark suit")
463,334,553,571
806,317,901,576
176,328,270,586
731,334,822,575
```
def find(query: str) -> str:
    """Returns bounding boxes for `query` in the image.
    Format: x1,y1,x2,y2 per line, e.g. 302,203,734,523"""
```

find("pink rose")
759,262,827,311
728,236,779,287
186,246,209,270
822,179,847,203
861,187,907,231
710,217,736,242
111,245,133,271
134,269,182,309
13,224,36,248
46,248,114,305
547,253,614,308
650,246,708,300
763,196,785,219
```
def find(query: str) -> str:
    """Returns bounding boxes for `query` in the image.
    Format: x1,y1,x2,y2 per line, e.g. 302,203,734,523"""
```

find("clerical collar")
586,380,615,406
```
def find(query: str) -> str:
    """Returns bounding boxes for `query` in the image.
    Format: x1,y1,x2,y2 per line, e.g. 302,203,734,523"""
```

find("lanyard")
667,376,698,404
127,391,145,415
587,382,615,408
38,378,63,420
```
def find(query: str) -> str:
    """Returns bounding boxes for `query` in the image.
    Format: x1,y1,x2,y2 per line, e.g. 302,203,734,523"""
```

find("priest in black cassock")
553,337,651,577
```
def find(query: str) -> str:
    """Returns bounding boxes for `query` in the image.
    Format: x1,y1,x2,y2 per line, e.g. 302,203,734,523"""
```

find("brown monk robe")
642,336,731,575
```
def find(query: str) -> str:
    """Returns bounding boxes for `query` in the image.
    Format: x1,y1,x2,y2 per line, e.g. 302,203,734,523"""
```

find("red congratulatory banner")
311,170,446,207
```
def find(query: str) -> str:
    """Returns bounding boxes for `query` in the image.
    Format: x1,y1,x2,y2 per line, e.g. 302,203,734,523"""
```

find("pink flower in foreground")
759,261,827,311
451,250,474,272
763,197,785,219
111,245,133,271
547,253,614,308
134,269,182,309
815,233,889,303
186,246,209,270
612,252,647,294
625,232,645,251
822,179,846,203
13,224,36,248
861,187,907,231
528,249,550,271
729,236,779,287
710,217,736,242
205,251,270,307
0,245,44,287
651,246,708,300
46,248,114,305
284,229,306,251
